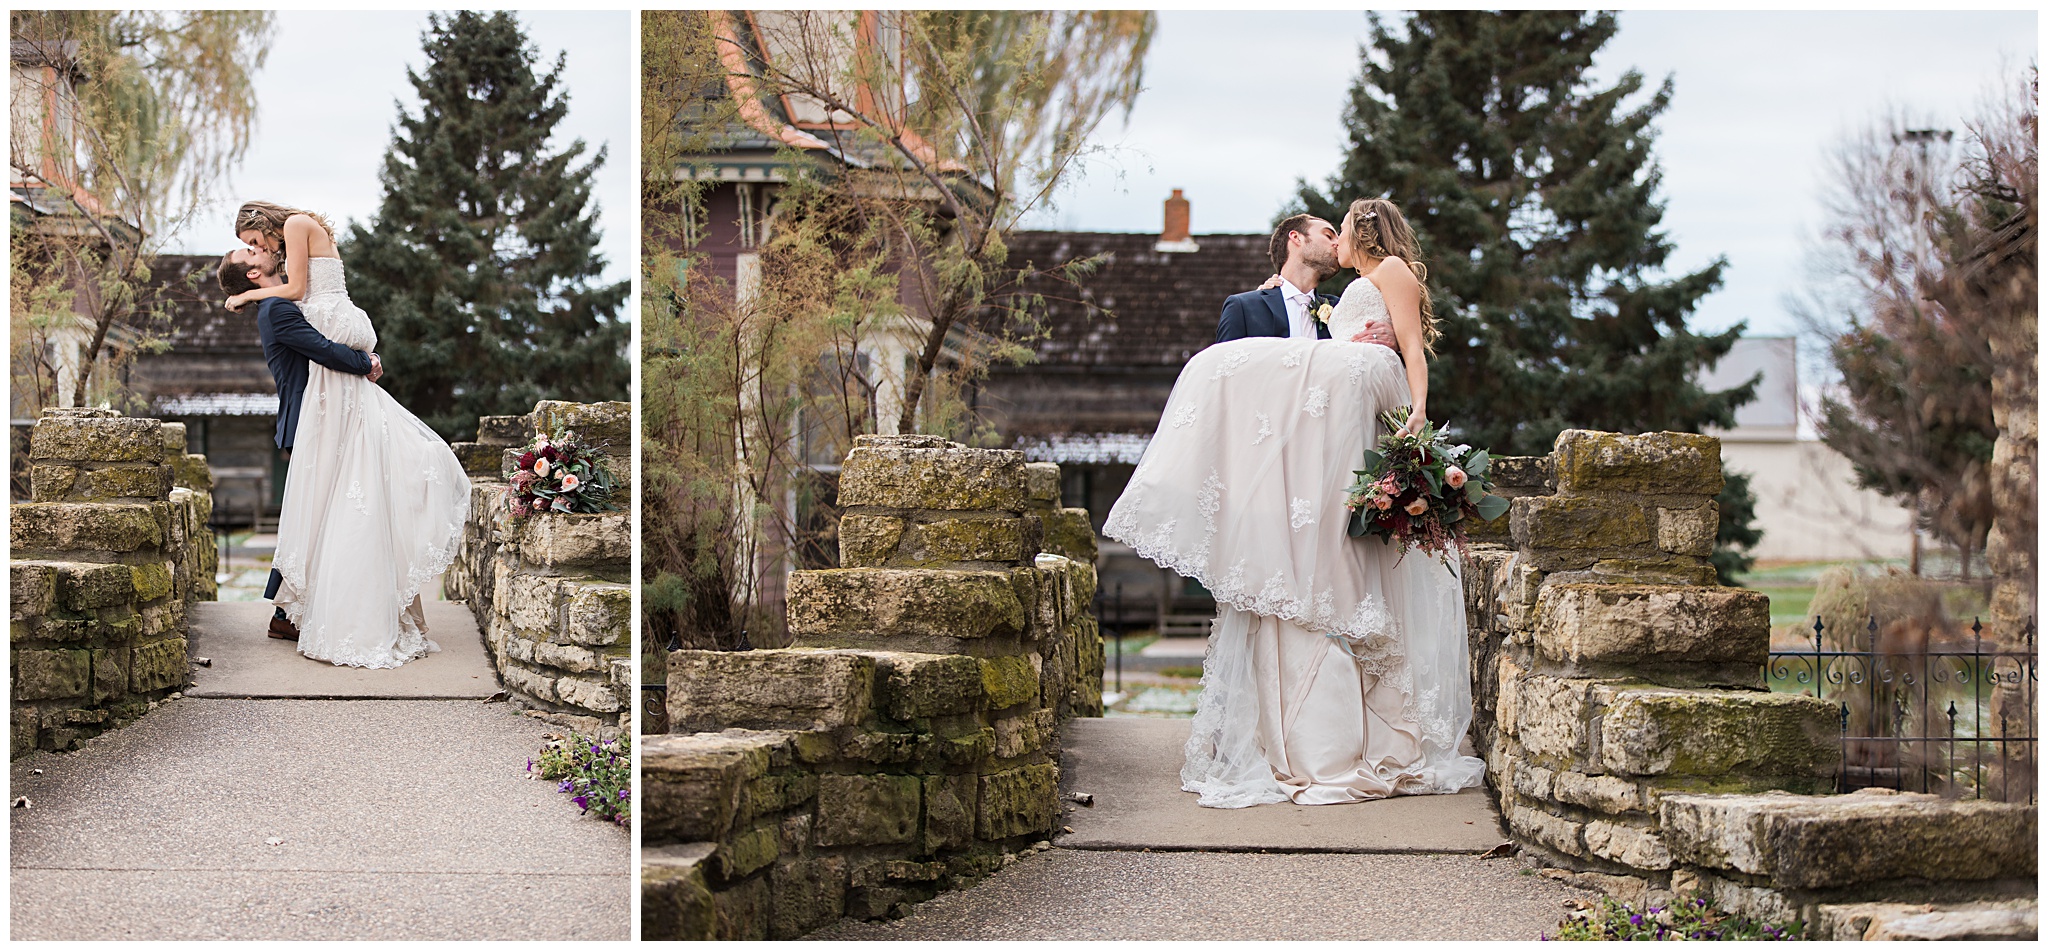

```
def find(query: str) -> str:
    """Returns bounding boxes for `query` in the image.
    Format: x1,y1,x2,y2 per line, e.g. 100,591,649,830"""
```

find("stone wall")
643,435,1103,939
1466,430,2036,937
446,400,633,734
11,409,215,756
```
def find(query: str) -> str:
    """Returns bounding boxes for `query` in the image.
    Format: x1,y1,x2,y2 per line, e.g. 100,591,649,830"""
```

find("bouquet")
505,434,621,517
1344,409,1510,565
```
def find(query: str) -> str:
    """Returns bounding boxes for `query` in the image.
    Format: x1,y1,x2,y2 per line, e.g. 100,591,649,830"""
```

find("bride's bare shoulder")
1370,256,1420,289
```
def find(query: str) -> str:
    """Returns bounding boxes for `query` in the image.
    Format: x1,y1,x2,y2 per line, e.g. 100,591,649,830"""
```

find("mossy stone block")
30,415,163,463
1552,429,1722,496
11,503,164,553
814,773,920,847
13,648,90,700
1597,685,1838,779
786,569,1028,647
128,638,188,693
641,843,717,940
977,763,1059,840
871,651,984,720
128,561,175,603
979,653,1040,711
837,515,905,567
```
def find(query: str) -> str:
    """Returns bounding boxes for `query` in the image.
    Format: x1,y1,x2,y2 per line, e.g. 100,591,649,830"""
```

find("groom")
1216,214,1341,342
216,246,384,640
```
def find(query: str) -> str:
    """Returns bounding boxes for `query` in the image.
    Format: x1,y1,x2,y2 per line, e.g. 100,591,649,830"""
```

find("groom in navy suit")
217,245,383,640
1216,213,1343,343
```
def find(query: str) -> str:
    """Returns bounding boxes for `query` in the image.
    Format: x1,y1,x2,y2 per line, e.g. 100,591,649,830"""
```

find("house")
1701,337,1915,562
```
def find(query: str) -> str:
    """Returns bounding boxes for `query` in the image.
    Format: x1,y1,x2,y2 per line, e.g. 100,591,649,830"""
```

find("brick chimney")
1155,188,1199,253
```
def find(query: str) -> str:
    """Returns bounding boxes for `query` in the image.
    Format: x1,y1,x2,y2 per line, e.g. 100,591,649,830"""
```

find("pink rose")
534,456,551,478
561,473,581,492
1405,498,1429,516
1373,496,1393,511
551,496,572,513
1445,466,1467,489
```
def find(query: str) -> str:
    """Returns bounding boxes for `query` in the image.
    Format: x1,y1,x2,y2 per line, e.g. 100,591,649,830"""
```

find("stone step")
1659,788,2036,890
1812,899,2037,941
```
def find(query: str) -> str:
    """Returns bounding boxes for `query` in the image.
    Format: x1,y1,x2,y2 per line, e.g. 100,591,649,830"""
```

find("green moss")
128,561,174,603
979,655,1038,710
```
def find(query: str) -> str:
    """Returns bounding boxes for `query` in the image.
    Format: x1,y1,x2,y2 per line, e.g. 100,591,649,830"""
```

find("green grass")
1157,665,1203,680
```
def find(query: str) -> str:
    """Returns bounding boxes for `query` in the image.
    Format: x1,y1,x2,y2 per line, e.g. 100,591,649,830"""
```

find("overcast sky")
172,10,631,290
1020,10,2036,339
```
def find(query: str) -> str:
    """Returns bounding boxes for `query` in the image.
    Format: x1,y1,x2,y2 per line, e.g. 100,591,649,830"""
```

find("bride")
224,201,471,669
1104,198,1486,808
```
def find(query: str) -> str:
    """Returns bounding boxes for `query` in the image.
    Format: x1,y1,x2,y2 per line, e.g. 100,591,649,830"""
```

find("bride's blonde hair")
1346,197,1439,353
233,201,336,250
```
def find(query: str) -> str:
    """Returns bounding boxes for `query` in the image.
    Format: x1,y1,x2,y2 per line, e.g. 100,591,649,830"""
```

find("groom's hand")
367,353,384,383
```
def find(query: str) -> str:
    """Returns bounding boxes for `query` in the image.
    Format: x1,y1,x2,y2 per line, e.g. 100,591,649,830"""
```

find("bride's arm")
224,215,317,311
1373,258,1430,435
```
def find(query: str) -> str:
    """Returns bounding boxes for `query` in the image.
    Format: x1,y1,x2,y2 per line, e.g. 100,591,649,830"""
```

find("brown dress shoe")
267,615,299,640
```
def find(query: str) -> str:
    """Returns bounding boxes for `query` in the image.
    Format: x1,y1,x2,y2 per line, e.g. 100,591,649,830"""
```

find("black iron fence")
1765,616,2037,803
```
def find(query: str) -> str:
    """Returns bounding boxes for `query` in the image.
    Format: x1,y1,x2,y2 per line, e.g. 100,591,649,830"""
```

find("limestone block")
642,731,791,843
1489,454,1553,492
711,873,770,940
1513,675,1604,764
477,414,532,445
980,653,1041,711
516,513,630,573
10,503,164,553
642,843,717,940
769,855,849,939
505,576,565,635
785,569,1028,649
89,647,127,703
1506,801,1585,857
738,772,817,828
814,773,921,846
870,652,984,720
712,824,780,881
1511,760,1553,800
15,648,90,700
171,453,212,491
1565,557,1721,587
1582,818,1671,870
139,602,185,638
1814,901,2039,942
129,638,188,692
156,422,187,453
1659,789,2038,889
667,649,875,733
1551,771,1644,814
129,561,175,603
908,516,1034,565
994,709,1055,759
922,773,978,852
1655,502,1718,556
39,465,176,502
450,442,507,479
838,436,1028,513
31,415,163,463
1042,507,1098,563
554,674,623,714
1552,430,1723,497
563,581,631,646
500,662,558,703
1511,495,1652,558
838,515,906,567
977,763,1059,840
1533,584,1768,673
531,400,631,449
1024,462,1061,503
1597,685,1837,779
11,562,59,620
13,706,39,757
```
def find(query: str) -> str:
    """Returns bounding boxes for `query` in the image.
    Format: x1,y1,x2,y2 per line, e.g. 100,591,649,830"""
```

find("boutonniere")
1308,299,1334,331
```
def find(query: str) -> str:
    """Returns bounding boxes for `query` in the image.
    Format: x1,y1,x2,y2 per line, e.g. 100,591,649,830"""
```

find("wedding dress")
1104,276,1486,808
272,257,471,668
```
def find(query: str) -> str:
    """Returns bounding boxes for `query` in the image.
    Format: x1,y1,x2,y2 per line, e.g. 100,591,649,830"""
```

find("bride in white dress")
1105,198,1485,808
225,202,471,669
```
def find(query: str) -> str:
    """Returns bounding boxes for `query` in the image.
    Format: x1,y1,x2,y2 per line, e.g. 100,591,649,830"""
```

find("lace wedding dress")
1105,276,1486,807
273,257,471,668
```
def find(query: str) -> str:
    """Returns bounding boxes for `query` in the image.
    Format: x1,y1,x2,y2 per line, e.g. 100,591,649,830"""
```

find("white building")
1700,337,1914,562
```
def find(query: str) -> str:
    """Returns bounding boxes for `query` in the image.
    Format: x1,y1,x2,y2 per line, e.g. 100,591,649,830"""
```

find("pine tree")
1302,12,1756,457
343,11,628,441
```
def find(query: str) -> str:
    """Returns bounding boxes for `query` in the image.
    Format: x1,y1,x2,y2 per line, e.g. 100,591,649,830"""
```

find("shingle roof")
1001,231,1273,367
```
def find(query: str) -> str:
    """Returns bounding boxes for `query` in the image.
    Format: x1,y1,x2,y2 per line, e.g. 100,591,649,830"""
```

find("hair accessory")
1362,211,1379,221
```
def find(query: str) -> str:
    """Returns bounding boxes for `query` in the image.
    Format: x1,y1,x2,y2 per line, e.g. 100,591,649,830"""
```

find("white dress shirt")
1280,278,1319,339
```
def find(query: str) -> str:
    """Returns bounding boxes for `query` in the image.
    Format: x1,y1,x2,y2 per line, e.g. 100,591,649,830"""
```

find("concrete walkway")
10,598,629,940
820,716,1581,940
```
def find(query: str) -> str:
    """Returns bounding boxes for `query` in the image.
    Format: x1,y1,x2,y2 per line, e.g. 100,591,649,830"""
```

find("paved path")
1060,717,1505,852
821,715,1579,940
10,598,629,940
815,848,1579,940
186,601,499,699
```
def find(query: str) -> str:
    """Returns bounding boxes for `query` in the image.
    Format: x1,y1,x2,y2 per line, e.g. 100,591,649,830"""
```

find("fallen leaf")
482,691,509,704
1480,842,1517,859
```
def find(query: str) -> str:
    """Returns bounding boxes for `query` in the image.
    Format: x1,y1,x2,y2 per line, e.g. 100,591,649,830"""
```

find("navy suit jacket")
256,297,373,449
1215,285,1334,343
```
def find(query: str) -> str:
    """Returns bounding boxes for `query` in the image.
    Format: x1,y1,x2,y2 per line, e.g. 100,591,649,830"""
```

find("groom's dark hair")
216,251,259,297
1270,214,1321,272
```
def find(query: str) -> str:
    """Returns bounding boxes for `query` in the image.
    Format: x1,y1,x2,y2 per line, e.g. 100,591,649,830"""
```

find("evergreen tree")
1302,11,1756,457
343,11,628,441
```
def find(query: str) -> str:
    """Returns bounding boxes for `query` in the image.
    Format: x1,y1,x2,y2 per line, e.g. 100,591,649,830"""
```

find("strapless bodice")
1327,276,1390,343
305,256,348,300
